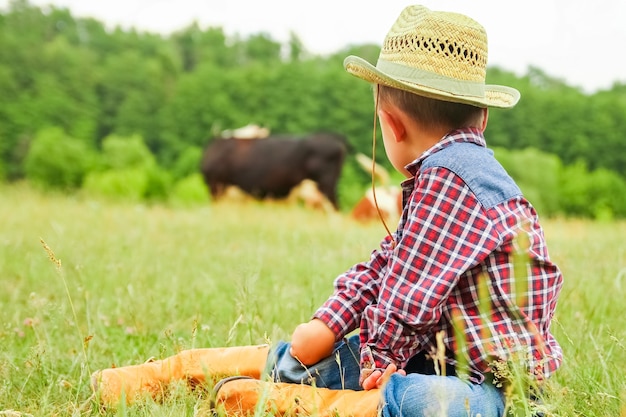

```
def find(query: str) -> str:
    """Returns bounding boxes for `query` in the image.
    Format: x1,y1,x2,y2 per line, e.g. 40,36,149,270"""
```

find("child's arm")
289,318,336,365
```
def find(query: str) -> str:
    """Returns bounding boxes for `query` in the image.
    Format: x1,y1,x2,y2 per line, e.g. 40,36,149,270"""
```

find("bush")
24,127,96,190
170,146,203,181
82,134,172,201
585,168,626,220
83,166,172,202
143,166,173,201
555,160,626,220
493,147,562,217
100,134,156,170
558,161,594,218
83,168,149,201
168,173,209,207
337,158,370,211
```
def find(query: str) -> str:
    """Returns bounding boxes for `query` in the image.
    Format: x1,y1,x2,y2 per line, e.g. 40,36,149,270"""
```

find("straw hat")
344,5,520,108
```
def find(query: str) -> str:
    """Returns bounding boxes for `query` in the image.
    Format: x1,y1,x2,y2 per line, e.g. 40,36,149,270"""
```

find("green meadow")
0,183,624,416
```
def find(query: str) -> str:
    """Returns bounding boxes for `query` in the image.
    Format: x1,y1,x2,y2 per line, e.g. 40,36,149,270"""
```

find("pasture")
0,183,624,416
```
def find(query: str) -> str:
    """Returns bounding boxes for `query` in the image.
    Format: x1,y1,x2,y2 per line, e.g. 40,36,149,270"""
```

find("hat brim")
344,55,520,109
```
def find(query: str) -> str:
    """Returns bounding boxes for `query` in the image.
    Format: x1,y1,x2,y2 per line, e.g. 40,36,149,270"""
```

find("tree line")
1,0,626,218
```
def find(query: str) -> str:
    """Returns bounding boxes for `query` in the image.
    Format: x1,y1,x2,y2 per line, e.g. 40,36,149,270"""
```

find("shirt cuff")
361,344,395,370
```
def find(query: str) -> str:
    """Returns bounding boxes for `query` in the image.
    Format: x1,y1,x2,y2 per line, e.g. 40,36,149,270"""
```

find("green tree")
170,24,231,71
96,50,172,150
157,63,238,165
287,31,305,62
240,32,282,64
33,37,100,141
586,89,626,173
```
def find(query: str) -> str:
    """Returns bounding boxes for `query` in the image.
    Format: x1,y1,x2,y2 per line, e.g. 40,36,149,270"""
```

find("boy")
92,5,563,416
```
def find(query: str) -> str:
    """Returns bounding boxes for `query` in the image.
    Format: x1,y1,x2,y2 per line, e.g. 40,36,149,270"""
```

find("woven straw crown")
344,5,520,108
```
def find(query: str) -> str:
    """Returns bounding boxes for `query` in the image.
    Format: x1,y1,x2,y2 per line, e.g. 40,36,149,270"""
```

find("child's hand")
289,319,336,365
361,363,406,390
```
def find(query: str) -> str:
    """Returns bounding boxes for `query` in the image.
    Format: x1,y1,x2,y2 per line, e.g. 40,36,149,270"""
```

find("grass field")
1,183,625,416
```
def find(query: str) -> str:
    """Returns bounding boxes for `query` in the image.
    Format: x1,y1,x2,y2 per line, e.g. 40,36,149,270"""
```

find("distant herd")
200,125,403,224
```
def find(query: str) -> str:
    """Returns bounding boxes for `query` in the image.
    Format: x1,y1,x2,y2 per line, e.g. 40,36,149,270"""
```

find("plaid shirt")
315,128,563,383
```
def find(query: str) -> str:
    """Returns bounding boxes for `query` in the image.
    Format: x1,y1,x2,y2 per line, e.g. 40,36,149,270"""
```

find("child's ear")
378,109,406,142
480,108,489,132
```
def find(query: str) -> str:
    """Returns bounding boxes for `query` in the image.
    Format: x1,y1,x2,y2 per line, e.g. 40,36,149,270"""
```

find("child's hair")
376,85,485,130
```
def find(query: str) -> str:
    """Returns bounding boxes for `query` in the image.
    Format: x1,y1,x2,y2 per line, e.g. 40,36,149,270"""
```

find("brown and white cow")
350,153,403,223
351,186,403,223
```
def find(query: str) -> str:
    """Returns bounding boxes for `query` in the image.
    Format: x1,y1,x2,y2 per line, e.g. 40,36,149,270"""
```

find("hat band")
376,60,486,99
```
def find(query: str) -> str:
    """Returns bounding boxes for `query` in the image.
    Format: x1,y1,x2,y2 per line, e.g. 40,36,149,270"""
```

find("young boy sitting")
92,5,563,417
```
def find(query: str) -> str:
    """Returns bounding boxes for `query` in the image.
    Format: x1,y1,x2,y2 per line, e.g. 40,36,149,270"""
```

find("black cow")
200,132,347,209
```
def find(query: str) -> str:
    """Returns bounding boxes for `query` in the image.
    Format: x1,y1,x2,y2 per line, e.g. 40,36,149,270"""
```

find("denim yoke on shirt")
419,141,522,211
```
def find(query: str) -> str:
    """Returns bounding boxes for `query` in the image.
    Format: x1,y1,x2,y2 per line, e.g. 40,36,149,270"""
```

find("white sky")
2,0,625,93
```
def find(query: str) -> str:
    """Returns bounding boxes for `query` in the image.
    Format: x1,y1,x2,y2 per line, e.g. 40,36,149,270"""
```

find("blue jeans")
382,373,506,417
265,334,362,390
267,334,506,417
